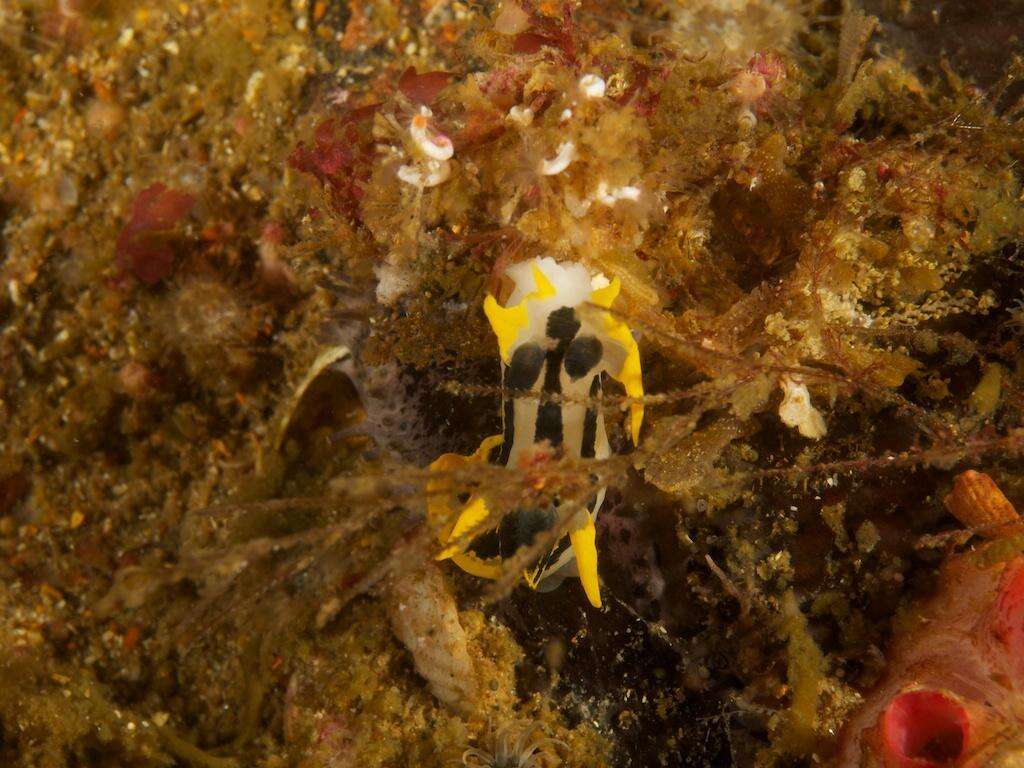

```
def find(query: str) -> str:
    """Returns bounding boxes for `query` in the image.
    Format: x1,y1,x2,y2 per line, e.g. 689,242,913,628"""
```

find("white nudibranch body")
429,257,644,608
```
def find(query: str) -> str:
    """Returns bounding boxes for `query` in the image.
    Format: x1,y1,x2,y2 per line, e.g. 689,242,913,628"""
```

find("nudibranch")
428,257,643,608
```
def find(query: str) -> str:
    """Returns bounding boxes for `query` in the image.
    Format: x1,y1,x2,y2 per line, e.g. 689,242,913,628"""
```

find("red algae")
115,183,196,285
397,67,452,105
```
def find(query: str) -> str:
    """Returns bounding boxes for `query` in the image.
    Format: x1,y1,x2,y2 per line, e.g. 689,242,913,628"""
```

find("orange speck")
313,0,327,21
123,626,141,650
92,79,114,101
440,23,458,43
39,583,63,602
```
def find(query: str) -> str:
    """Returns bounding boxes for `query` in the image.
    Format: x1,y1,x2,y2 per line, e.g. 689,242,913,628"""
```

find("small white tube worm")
397,158,452,188
507,105,534,126
409,106,453,161
538,141,576,176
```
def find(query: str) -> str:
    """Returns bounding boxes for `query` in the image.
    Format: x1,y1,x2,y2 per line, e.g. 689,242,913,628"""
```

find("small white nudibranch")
538,141,576,176
778,375,827,440
409,106,453,161
578,73,606,99
507,104,534,127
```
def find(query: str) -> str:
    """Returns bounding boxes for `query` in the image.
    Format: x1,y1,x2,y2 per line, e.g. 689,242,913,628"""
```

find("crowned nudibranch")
428,257,644,608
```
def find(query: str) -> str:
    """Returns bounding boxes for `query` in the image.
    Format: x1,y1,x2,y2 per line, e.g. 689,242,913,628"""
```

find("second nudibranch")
429,257,643,608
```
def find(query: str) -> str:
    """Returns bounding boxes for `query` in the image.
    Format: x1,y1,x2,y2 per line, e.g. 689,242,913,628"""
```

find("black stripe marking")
534,535,571,576
534,348,565,446
580,374,601,459
497,363,516,465
546,306,580,341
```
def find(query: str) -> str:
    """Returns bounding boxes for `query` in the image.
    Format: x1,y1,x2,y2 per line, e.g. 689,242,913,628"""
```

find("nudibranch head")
483,256,644,444
429,257,644,608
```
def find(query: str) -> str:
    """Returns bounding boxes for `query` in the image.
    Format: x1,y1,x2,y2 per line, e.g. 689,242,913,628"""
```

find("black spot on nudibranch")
546,306,581,341
564,335,603,380
507,343,545,390
498,507,557,558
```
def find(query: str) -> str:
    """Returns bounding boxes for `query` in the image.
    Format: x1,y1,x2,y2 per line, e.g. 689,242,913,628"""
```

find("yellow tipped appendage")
428,435,504,579
483,295,528,364
589,276,621,309
594,279,643,444
436,496,490,561
569,514,601,608
530,262,557,298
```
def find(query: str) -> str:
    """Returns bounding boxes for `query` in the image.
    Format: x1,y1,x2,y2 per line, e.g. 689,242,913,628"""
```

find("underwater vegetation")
1,0,1023,766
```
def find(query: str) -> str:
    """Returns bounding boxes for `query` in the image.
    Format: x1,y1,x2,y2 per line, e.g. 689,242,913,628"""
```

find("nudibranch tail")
430,257,644,607
569,513,601,608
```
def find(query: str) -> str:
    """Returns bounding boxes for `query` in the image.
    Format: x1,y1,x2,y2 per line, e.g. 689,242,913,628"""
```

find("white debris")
244,71,265,106
563,190,592,218
409,106,453,161
578,73,606,99
559,107,573,122
778,375,827,440
737,107,757,131
507,104,534,127
538,141,576,176
374,261,416,304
